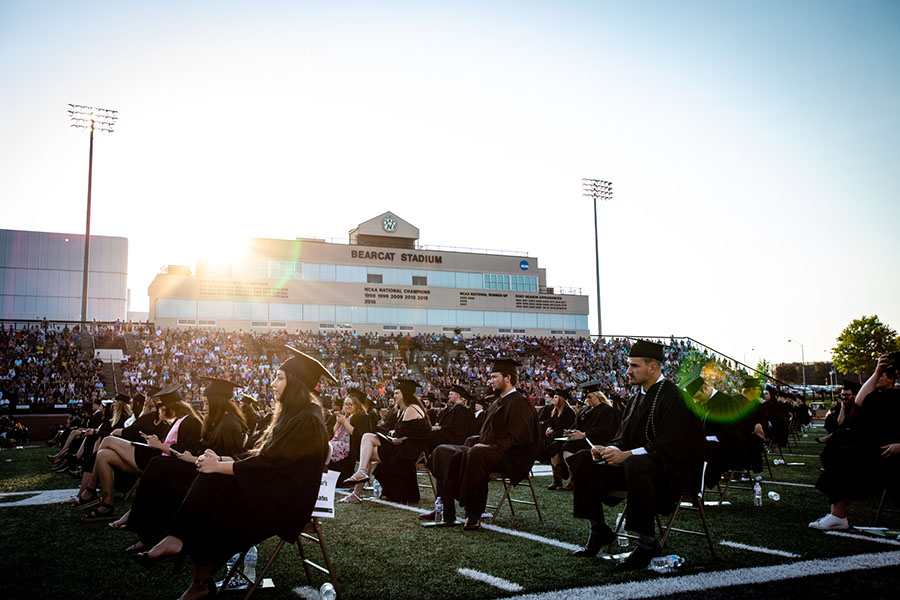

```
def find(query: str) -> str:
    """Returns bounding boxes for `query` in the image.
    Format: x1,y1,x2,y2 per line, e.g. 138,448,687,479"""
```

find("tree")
755,358,772,379
774,363,798,383
832,315,899,377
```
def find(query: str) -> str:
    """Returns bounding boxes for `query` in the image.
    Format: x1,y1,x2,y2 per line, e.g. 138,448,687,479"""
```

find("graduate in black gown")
540,389,576,488
330,390,373,485
134,347,333,600
342,379,431,503
124,377,247,550
423,358,540,529
426,384,475,454
569,340,704,569
554,381,620,492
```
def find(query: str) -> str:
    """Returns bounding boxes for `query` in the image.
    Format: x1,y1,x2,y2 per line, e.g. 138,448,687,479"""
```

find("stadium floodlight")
582,178,613,337
788,339,806,387
67,104,118,326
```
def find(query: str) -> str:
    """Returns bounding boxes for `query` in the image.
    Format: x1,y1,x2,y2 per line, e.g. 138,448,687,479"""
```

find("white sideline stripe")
458,568,523,592
824,531,900,546
760,480,815,488
336,490,581,551
719,540,801,558
502,550,900,600
783,453,819,457
0,488,79,507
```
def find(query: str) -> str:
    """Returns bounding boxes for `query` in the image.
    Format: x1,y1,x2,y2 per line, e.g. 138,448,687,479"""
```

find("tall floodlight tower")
582,178,613,337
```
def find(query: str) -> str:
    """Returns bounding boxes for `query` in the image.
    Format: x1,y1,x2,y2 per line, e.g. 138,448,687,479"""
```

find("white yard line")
500,550,900,600
824,531,900,546
458,568,523,592
719,540,801,558
760,480,815,488
0,488,79,507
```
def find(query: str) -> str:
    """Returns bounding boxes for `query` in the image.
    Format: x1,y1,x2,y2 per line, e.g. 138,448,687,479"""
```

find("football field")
2,426,898,600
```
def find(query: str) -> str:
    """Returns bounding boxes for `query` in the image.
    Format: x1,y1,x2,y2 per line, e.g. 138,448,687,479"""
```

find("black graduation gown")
128,413,247,547
558,403,620,456
700,391,750,486
133,415,202,471
427,403,474,452
82,413,130,472
121,412,172,443
539,404,576,462
373,417,431,502
570,379,704,534
168,403,328,566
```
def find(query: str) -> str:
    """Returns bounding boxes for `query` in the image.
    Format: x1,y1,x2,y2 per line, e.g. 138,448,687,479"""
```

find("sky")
1,0,898,367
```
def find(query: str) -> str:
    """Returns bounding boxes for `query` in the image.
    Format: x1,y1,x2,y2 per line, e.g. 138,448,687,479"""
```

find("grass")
1,426,897,600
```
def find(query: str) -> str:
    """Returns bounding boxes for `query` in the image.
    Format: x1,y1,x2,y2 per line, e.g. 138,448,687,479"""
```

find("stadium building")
149,212,590,336
0,229,128,322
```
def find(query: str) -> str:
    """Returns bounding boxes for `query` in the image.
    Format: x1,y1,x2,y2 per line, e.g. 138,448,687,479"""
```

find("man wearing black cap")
427,385,475,454
568,340,704,569
423,358,540,529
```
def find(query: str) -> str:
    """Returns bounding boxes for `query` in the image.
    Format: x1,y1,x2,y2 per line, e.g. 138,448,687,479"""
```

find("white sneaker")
808,514,849,530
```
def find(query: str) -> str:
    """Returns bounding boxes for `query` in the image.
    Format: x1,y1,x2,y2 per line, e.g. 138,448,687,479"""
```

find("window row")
248,260,537,291
156,299,588,330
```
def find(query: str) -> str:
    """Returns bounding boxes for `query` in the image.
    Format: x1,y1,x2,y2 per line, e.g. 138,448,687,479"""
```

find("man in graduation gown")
683,371,749,487
427,384,475,454
421,358,540,530
568,340,704,569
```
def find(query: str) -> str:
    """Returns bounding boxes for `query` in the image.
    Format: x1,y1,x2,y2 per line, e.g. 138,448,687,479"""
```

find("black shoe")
463,516,481,530
616,542,661,570
571,525,615,557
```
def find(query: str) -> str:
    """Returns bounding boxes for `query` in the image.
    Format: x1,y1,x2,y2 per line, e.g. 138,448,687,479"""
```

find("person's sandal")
342,470,369,485
338,491,363,504
72,490,101,511
81,502,116,522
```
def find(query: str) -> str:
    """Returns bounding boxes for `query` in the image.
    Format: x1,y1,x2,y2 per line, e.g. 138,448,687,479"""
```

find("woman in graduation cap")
133,347,331,600
340,379,431,503
118,377,247,546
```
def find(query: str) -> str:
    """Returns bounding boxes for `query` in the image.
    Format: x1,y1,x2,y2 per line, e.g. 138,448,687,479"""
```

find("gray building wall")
0,229,128,321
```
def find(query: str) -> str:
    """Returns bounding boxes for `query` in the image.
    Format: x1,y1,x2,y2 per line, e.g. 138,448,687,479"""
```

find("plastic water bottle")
615,512,628,546
773,458,785,466
768,490,781,501
225,552,240,575
373,479,382,499
753,482,763,507
648,554,684,573
320,582,337,600
244,545,257,581
434,496,443,522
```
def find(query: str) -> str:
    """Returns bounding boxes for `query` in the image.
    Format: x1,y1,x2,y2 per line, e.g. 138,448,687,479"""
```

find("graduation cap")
681,373,706,398
449,384,471,401
143,385,161,397
579,380,604,394
200,376,242,399
152,384,183,408
281,345,338,388
347,388,368,403
741,374,761,389
840,380,861,393
629,340,665,362
489,357,521,374
114,392,132,403
551,388,571,401
394,379,421,397
240,393,257,406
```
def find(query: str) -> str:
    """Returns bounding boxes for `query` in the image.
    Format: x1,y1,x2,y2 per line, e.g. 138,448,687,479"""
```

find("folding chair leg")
527,475,543,521
312,519,342,600
244,539,285,600
489,481,514,524
660,505,680,549
696,501,716,557
874,489,887,526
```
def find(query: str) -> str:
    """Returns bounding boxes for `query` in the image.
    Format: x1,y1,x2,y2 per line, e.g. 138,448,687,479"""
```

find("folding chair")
485,471,542,524
416,452,436,497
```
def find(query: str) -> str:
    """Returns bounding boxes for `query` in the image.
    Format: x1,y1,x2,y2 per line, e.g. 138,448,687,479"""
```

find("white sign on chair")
313,470,340,518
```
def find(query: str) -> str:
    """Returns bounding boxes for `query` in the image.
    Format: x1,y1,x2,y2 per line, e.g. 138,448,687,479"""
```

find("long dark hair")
202,394,248,440
252,371,320,456
398,389,431,426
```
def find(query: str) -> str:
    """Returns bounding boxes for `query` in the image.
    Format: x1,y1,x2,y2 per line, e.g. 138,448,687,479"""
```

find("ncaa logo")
519,260,529,271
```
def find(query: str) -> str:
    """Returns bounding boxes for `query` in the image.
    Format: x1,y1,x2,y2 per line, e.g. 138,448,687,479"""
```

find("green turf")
1,426,896,600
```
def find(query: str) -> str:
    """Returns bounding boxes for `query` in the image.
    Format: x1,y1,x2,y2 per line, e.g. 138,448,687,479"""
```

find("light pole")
582,178,613,337
68,104,118,327
788,339,806,387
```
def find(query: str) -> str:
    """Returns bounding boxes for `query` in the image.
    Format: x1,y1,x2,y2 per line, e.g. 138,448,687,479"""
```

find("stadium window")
412,275,427,286
367,273,383,283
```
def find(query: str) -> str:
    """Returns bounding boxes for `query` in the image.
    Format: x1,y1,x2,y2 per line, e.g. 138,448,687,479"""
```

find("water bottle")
244,545,257,581
768,490,781,501
648,554,684,573
753,482,763,507
225,552,240,576
615,512,628,546
373,479,382,499
320,582,337,600
434,496,443,522
773,458,785,466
